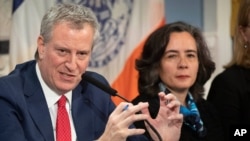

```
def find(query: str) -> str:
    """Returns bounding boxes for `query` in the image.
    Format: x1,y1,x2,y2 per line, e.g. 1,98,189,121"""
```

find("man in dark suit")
0,3,183,141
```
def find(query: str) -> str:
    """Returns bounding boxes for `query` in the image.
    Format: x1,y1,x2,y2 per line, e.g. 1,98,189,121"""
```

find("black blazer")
207,65,250,140
132,94,224,141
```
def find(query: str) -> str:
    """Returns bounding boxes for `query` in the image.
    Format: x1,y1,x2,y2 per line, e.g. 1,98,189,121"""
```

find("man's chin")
57,84,77,93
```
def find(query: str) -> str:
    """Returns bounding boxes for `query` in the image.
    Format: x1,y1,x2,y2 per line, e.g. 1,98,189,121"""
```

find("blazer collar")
23,61,55,141
71,84,97,140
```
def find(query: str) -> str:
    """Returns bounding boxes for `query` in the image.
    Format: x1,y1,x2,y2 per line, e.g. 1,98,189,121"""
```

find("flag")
111,0,165,104
0,0,12,76
86,0,166,105
9,0,54,69
9,0,165,105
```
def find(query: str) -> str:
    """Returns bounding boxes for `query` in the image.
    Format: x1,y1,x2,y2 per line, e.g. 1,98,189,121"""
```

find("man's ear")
37,35,45,59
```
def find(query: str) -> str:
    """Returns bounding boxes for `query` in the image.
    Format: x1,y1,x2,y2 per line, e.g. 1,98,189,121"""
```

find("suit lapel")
71,85,96,141
23,62,54,141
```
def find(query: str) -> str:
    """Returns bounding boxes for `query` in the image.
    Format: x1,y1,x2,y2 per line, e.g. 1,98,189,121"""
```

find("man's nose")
65,55,77,70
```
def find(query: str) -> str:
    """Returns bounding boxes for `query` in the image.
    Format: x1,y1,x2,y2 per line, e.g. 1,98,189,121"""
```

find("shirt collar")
35,63,72,108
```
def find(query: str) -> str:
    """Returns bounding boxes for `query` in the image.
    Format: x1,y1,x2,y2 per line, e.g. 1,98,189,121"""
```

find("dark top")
132,94,224,141
0,60,148,141
207,65,250,140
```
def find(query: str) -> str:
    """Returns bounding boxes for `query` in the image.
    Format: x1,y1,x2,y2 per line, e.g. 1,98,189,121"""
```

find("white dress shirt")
36,64,77,141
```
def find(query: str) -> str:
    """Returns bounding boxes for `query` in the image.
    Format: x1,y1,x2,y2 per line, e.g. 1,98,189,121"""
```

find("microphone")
82,72,163,141
82,73,130,102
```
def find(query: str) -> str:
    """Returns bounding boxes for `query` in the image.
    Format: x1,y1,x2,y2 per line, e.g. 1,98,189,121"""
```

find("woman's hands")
98,92,183,141
143,92,183,141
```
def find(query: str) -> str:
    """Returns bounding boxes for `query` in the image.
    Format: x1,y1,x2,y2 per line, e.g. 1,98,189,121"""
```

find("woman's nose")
178,57,188,69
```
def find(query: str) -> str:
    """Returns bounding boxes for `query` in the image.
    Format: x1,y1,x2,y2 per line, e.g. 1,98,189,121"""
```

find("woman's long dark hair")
136,21,215,101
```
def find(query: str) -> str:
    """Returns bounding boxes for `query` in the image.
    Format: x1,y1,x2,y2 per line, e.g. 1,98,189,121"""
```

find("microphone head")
82,72,118,96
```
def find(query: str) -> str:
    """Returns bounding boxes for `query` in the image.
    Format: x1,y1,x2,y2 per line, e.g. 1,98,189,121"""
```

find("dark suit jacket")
0,60,147,141
207,65,250,140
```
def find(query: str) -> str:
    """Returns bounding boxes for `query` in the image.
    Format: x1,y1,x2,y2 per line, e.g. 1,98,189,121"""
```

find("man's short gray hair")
40,3,100,43
35,3,100,60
